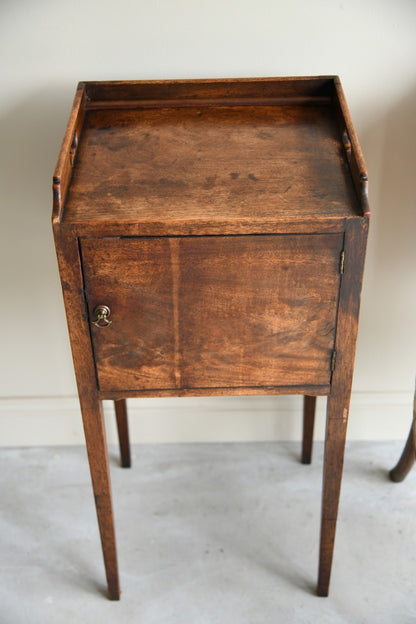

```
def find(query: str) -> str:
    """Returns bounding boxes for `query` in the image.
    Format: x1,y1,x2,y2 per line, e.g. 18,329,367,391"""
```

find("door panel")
81,234,343,392
81,237,176,391
177,235,342,388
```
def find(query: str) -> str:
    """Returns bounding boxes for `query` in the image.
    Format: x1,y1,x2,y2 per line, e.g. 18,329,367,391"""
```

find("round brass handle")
92,305,112,328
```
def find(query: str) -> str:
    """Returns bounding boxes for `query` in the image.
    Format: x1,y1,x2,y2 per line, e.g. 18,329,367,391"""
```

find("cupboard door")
81,234,343,392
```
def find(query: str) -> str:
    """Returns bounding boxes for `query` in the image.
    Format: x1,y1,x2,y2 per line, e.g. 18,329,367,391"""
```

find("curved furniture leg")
390,424,416,482
390,389,416,482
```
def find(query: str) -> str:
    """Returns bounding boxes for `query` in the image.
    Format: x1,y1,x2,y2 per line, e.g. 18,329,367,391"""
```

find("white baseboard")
0,392,413,447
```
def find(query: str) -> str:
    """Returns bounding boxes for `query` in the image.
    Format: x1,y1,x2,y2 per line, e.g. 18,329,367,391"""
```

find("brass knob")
92,305,112,328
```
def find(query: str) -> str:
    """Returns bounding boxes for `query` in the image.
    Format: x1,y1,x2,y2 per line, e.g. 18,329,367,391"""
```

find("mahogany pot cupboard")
52,77,369,600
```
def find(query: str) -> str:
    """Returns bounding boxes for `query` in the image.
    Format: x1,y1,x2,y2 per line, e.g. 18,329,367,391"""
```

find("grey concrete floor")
0,441,415,623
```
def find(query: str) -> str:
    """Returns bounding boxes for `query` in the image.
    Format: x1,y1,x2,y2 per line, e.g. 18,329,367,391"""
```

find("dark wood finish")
390,389,416,482
52,77,369,600
52,232,120,600
114,399,131,468
81,76,336,104
317,217,369,596
82,237,176,392
302,396,316,464
53,85,86,221
81,234,342,393
59,218,346,239
64,105,359,228
390,425,415,482
99,384,330,400
81,395,120,600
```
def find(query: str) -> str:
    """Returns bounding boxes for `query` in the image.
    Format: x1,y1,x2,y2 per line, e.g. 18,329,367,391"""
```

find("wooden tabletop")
63,103,359,227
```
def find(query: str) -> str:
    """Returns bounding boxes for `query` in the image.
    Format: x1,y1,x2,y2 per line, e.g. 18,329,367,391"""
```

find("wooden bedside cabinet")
52,77,369,600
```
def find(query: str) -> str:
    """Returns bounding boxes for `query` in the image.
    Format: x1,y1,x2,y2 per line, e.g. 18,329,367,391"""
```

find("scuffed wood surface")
81,233,343,392
64,105,359,227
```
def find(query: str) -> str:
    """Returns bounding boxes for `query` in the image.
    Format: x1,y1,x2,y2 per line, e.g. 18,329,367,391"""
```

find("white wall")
1,0,415,445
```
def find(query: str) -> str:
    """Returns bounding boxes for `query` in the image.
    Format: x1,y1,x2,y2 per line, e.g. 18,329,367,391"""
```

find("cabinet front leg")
317,394,349,597
317,217,368,596
80,394,120,600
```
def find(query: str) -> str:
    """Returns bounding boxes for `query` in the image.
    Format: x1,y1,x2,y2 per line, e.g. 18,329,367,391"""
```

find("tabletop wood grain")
64,105,359,227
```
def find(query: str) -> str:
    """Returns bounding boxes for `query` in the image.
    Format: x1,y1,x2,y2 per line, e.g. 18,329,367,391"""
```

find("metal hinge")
330,350,337,373
339,250,345,275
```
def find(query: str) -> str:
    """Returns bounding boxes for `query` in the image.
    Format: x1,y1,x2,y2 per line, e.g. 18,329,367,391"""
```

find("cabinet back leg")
115,399,131,468
302,396,316,464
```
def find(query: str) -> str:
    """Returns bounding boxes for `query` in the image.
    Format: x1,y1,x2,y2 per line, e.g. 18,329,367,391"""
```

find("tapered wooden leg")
317,394,349,597
316,217,368,596
54,234,120,599
80,395,120,600
302,395,316,464
114,399,131,468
